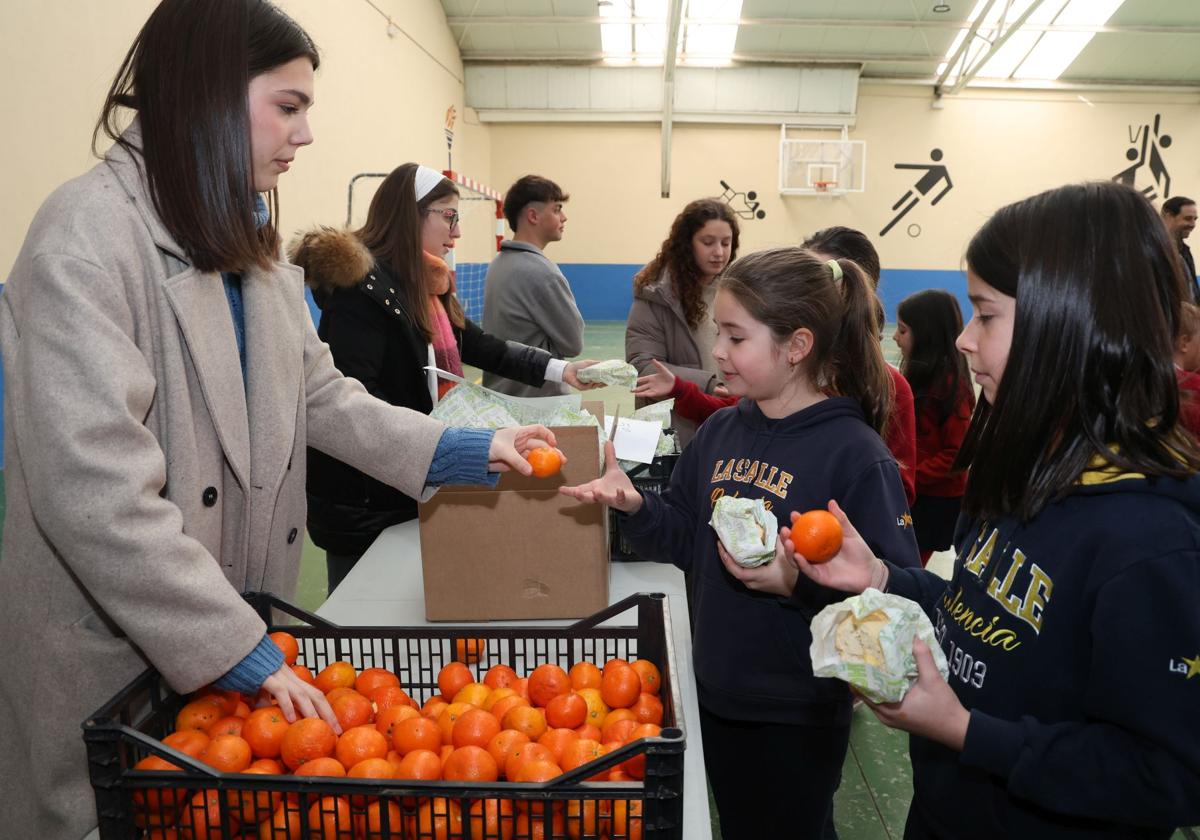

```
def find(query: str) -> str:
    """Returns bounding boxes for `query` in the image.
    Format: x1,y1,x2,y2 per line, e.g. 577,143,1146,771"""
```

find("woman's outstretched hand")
782,500,888,593
563,360,604,391
559,441,643,514
488,425,564,474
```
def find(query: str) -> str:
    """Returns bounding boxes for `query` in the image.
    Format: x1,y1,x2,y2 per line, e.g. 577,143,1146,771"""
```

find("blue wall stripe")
558,264,969,324
0,270,969,472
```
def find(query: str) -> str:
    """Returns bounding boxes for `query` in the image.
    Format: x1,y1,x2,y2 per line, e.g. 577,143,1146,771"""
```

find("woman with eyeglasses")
290,163,598,590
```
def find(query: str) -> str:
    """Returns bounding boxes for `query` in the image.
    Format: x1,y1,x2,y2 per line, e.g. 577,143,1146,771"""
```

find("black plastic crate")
610,454,680,561
83,592,685,839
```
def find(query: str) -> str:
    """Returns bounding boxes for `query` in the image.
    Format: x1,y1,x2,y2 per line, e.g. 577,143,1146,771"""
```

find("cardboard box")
418,417,609,621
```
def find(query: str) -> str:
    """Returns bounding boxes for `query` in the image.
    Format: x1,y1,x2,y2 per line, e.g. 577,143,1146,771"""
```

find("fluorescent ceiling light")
937,0,1124,83
599,1,633,59
683,0,743,65
597,0,743,65
634,0,668,64
1014,0,1125,79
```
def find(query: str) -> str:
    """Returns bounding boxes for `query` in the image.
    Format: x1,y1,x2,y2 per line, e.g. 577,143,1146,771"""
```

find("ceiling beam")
447,16,1200,35
866,76,1200,93
934,0,998,92
460,52,931,65
944,0,1050,96
661,0,684,198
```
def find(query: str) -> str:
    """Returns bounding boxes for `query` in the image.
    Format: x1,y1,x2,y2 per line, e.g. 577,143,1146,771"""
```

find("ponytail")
719,248,892,433
827,258,893,434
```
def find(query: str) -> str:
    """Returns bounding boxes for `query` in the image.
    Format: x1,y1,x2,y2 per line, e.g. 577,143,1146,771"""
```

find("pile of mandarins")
133,631,661,839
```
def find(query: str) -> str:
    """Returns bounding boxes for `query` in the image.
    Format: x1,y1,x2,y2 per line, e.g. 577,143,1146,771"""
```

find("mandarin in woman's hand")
526,447,563,478
789,510,843,564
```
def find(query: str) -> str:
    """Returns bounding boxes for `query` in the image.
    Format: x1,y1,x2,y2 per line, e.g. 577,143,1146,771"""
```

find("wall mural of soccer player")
880,149,954,237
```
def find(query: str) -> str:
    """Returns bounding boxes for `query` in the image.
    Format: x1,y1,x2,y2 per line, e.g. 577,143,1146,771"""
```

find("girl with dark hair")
894,290,975,564
634,225,920,504
626,198,740,445
290,163,598,590
765,181,1200,838
565,247,919,839
0,3,554,835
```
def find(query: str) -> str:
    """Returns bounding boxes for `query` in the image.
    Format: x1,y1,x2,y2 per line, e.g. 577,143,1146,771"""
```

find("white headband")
414,165,446,201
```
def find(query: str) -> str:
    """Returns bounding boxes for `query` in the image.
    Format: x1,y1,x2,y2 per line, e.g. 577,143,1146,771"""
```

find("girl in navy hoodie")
563,247,920,839
758,182,1200,839
894,290,975,564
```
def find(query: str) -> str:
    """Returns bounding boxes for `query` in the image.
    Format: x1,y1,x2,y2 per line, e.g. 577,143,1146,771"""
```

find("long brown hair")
635,198,740,329
959,181,1200,521
94,0,318,273
719,248,893,433
355,164,465,341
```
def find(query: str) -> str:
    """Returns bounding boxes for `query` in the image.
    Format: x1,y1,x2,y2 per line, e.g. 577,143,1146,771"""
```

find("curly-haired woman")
626,198,740,445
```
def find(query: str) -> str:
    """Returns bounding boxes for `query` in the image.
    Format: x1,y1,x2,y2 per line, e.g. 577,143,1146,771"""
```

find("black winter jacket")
289,229,554,554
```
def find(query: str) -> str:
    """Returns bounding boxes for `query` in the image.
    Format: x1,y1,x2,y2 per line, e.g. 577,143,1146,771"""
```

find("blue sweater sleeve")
214,634,284,695
426,427,499,487
958,551,1200,827
616,440,701,573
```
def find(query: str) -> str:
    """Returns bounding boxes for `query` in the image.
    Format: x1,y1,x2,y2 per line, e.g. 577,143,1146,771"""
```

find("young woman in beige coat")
625,198,740,446
0,2,554,837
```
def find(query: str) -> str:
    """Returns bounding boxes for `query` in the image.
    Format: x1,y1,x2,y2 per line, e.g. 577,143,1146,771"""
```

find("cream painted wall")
487,84,1200,271
0,0,490,277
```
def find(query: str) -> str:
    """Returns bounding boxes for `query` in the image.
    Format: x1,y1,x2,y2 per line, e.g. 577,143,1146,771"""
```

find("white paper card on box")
606,416,661,464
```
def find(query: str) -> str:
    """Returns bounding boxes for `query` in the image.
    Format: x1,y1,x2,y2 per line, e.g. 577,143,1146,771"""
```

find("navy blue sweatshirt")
886,466,1200,838
621,397,920,726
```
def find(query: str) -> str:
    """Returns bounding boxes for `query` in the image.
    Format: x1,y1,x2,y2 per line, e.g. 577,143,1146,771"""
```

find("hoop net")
443,170,503,323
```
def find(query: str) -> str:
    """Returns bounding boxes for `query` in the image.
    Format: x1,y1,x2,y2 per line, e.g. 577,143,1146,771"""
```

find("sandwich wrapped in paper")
708,496,778,568
576,359,638,389
809,588,948,703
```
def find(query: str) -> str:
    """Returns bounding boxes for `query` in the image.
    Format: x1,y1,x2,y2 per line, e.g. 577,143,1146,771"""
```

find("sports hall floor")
0,321,1188,839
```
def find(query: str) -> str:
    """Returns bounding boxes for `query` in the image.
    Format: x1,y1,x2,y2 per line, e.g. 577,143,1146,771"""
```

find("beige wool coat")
625,271,721,446
0,132,447,839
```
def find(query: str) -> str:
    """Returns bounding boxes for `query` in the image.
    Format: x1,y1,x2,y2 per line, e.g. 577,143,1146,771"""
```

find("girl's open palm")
632,359,677,401
559,441,643,514
783,500,888,593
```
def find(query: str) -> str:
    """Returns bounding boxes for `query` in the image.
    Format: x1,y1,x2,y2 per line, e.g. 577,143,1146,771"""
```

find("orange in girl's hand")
526,447,562,478
789,509,844,563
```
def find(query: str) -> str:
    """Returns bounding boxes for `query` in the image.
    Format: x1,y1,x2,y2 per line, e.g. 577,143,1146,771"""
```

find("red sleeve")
668,376,736,423
915,402,972,487
1176,370,1200,440
885,367,917,506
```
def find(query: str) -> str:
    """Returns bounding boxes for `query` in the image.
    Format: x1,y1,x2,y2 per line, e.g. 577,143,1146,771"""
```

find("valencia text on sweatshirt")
885,465,1200,839
620,397,920,726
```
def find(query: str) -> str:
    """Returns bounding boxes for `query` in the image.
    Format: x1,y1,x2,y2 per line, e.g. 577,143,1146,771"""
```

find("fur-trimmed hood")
287,227,374,295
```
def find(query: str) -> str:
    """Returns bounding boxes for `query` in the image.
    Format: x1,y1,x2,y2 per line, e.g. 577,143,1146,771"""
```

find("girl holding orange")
738,183,1200,838
564,247,919,839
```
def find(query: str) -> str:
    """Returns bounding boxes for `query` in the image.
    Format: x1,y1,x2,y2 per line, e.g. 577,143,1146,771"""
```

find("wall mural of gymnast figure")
1113,113,1173,203
880,148,954,237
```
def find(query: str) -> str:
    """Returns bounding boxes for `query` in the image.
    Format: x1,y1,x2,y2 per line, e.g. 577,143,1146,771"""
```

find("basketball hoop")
813,180,837,193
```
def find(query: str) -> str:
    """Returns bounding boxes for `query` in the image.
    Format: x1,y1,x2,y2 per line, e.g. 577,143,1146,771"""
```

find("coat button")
202,487,218,507
287,528,298,545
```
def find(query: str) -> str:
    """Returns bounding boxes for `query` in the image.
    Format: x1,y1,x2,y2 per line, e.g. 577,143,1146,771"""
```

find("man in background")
483,175,584,397
1162,195,1198,301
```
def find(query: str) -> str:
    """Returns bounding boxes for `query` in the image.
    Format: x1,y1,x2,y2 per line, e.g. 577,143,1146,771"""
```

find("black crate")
83,592,685,839
610,454,680,562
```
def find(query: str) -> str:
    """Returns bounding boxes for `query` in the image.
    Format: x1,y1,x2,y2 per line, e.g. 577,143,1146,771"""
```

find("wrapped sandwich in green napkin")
708,496,778,568
576,359,638,389
809,588,948,703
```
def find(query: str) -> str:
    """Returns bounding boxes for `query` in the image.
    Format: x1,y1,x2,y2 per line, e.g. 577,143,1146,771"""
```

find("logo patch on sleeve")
896,512,913,528
1170,654,1200,679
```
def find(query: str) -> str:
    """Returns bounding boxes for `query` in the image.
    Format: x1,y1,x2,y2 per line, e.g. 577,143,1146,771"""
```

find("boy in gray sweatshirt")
483,175,584,397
